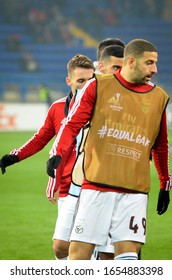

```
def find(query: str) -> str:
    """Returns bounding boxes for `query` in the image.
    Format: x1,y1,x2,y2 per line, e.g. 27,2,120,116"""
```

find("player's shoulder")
92,74,115,92
51,96,67,107
95,73,114,82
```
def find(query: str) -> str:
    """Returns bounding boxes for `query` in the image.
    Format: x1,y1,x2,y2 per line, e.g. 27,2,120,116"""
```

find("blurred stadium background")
0,0,172,260
0,0,172,103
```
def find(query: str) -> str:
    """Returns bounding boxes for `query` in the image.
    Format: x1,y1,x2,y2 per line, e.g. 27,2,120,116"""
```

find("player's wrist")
160,180,171,191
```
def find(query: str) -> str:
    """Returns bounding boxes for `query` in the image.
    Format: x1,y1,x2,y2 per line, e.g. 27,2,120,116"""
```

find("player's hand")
47,190,59,204
0,154,19,174
157,189,170,215
46,155,62,178
47,197,57,204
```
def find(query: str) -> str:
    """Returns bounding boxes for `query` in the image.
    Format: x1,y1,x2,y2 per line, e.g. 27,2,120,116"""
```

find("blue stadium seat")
0,1,172,101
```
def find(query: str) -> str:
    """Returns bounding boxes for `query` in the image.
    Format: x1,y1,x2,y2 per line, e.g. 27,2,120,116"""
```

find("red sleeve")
10,105,56,161
152,111,171,190
54,78,97,158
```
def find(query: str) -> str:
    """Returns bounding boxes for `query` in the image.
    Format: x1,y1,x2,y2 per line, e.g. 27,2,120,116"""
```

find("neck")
120,68,132,83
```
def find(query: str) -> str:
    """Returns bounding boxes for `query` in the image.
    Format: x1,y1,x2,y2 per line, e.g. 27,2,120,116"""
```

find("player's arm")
152,111,171,215
47,79,97,178
0,107,55,174
46,141,76,204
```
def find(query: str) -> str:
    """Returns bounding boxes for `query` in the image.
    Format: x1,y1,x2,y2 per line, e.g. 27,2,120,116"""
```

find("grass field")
0,131,172,260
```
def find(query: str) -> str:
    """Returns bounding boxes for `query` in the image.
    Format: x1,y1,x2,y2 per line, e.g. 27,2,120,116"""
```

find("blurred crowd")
1,0,74,45
2,0,171,46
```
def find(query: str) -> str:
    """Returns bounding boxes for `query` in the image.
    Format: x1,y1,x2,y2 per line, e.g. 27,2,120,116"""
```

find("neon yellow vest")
84,74,169,193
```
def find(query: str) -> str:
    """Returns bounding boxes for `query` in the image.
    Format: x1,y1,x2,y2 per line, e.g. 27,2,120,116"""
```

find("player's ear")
98,61,104,73
66,77,71,86
128,56,135,69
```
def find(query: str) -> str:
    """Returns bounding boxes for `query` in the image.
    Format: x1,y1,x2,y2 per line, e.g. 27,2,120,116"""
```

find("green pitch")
0,131,172,260
0,131,56,260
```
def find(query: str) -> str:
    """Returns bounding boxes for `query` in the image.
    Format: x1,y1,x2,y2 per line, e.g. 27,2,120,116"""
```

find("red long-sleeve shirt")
54,70,171,192
11,94,76,198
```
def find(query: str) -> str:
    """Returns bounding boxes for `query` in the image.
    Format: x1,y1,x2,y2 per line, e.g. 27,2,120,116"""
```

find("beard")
132,66,152,84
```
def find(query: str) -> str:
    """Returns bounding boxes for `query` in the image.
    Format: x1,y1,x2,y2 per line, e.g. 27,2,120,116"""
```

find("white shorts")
95,236,114,254
70,189,148,245
57,197,66,213
53,195,79,241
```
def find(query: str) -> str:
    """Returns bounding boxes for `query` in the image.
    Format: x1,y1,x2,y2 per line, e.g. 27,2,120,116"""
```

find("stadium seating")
0,1,172,102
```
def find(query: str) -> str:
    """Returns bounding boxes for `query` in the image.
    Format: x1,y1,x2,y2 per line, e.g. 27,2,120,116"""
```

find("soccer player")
98,44,124,74
94,37,125,73
49,42,125,261
46,39,171,260
0,54,95,259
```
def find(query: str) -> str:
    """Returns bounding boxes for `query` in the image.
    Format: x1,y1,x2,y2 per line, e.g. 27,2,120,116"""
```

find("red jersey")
54,70,171,192
11,93,76,198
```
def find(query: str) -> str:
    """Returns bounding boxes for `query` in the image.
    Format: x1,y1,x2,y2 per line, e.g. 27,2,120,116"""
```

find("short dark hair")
97,37,126,60
100,45,124,61
124,39,157,59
